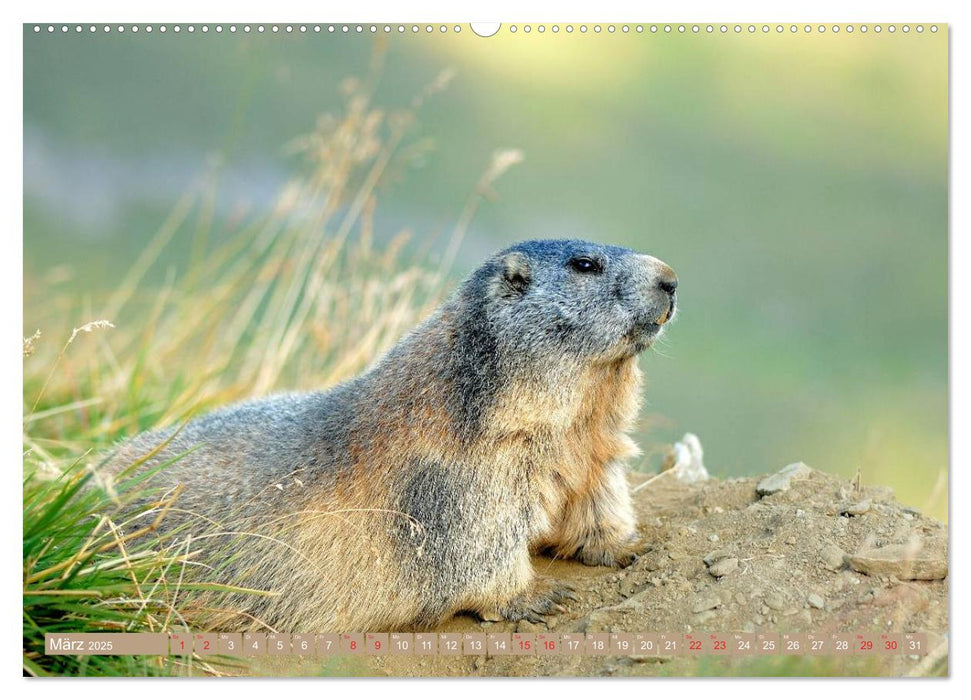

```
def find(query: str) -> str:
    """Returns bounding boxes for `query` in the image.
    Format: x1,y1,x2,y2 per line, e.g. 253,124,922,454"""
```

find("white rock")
757,462,813,496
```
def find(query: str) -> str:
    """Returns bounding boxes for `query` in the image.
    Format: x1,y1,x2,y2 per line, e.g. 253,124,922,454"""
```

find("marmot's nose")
635,254,678,297
655,266,678,296
657,275,678,296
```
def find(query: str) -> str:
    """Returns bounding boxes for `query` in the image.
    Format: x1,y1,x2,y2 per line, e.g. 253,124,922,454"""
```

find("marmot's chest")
477,358,643,537
489,422,639,539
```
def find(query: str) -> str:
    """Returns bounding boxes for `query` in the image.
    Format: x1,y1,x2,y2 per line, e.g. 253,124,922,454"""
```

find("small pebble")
844,499,872,516
708,557,739,578
708,534,720,543
819,543,847,571
756,462,812,496
691,596,721,614
807,593,825,609
703,549,733,566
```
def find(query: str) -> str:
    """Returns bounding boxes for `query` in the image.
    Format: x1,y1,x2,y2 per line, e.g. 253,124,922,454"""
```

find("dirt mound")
256,466,948,677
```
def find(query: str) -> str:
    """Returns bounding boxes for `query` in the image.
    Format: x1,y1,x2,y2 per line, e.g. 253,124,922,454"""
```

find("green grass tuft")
23,54,518,676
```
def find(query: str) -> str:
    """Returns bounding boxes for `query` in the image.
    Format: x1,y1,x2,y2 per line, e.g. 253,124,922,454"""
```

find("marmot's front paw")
497,580,578,624
575,542,642,568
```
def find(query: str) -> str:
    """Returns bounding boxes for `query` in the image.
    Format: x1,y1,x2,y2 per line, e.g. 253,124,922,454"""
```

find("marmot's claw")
499,581,576,623
476,609,504,623
576,548,628,567
547,582,578,603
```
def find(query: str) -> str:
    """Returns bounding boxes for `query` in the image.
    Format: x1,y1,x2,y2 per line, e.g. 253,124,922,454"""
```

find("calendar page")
21,11,948,680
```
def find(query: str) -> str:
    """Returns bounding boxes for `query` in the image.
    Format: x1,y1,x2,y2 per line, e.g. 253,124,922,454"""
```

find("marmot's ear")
497,251,531,297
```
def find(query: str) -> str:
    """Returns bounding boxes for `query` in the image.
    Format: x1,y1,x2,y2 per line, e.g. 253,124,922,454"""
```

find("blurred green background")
23,26,948,518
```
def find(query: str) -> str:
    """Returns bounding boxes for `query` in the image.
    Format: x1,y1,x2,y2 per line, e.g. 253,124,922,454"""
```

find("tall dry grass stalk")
23,53,520,676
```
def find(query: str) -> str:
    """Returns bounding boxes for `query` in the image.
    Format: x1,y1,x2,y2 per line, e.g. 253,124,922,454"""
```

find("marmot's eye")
569,257,602,274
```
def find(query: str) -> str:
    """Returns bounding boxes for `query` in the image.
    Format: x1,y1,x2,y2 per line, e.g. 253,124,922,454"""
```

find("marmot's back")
108,239,678,632
113,386,366,517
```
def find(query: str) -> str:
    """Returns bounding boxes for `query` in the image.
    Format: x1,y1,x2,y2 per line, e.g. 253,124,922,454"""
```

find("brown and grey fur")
108,239,678,632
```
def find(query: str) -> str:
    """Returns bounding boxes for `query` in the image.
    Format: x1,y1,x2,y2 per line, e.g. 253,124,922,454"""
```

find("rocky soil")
252,464,949,677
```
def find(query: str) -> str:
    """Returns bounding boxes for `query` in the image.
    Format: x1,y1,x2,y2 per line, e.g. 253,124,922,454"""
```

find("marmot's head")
463,239,678,367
